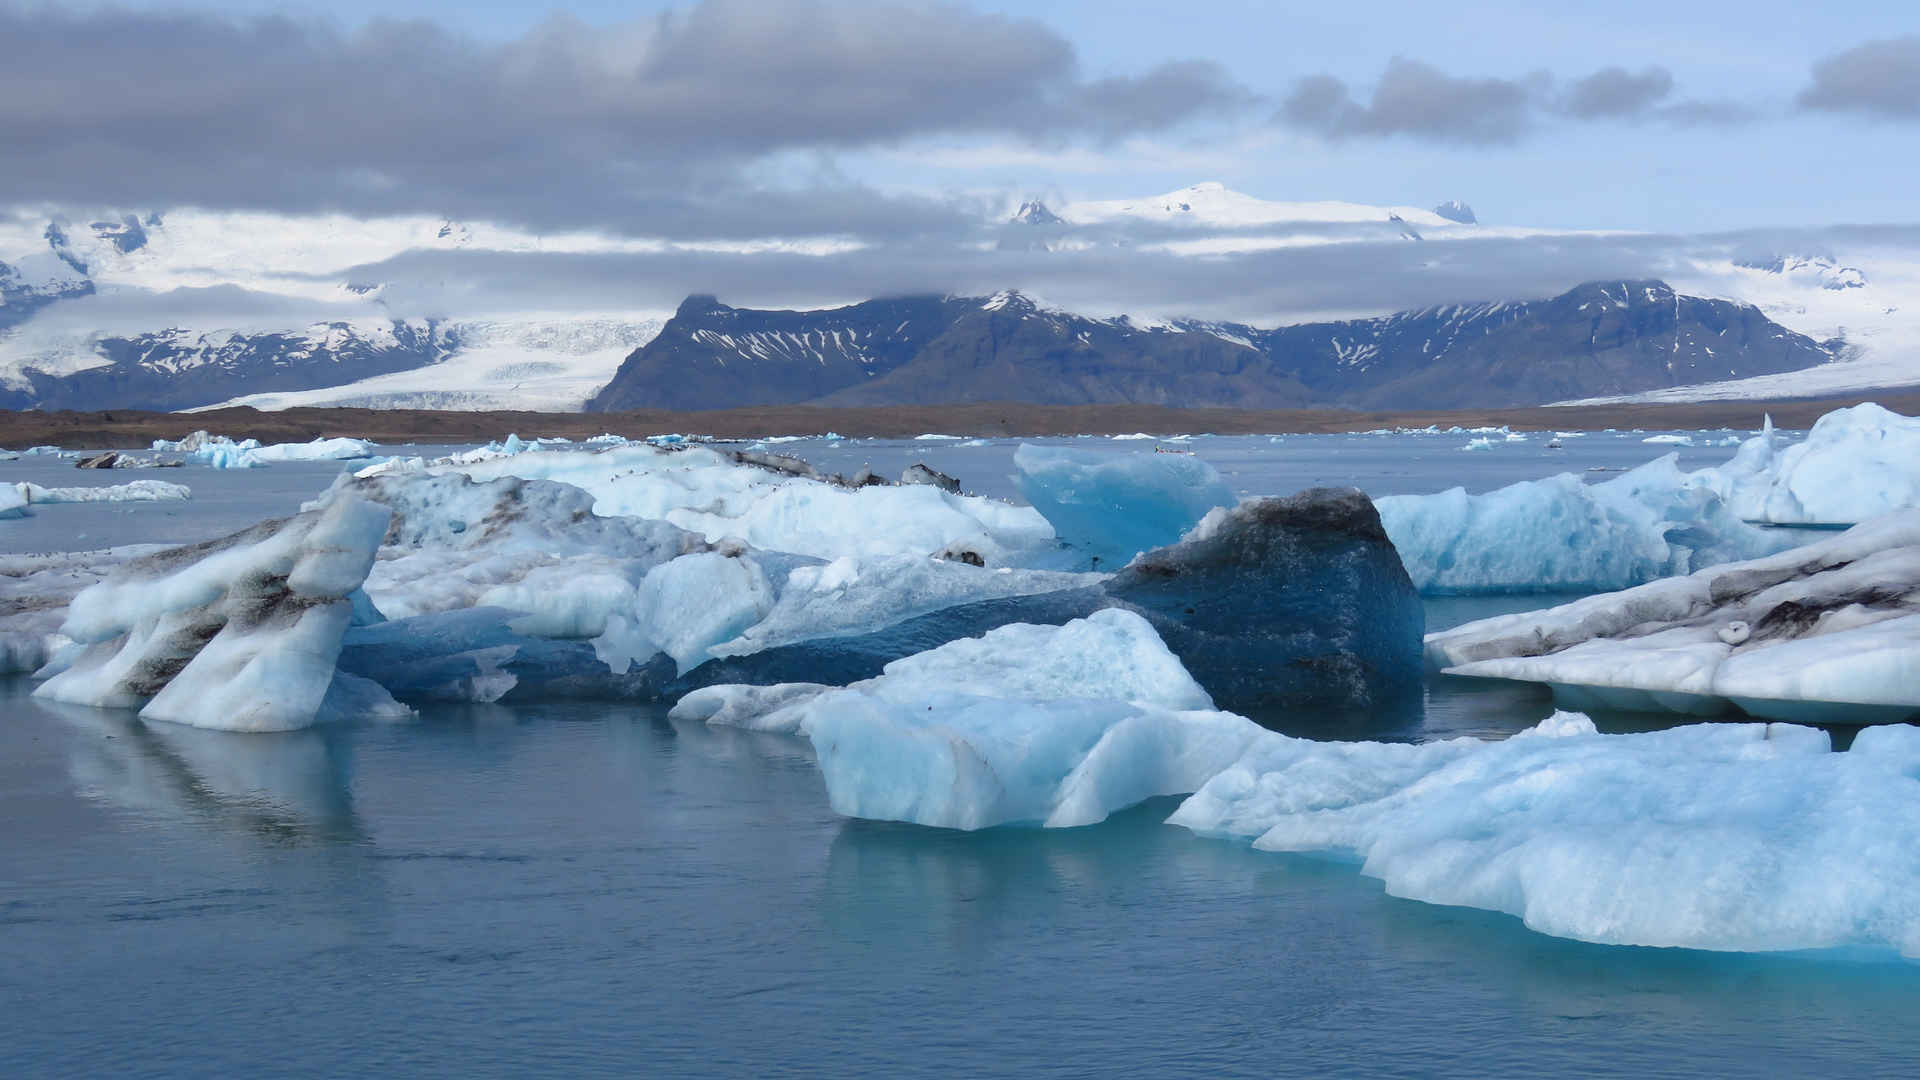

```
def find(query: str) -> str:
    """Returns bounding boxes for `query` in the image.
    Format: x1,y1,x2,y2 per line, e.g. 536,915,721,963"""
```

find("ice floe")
34,496,393,731
1427,510,1920,722
370,442,1054,565
1377,404,1920,592
156,432,376,469
1172,712,1920,957
14,479,191,504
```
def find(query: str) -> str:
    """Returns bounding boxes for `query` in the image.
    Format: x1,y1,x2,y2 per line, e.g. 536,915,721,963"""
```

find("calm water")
12,428,1915,1079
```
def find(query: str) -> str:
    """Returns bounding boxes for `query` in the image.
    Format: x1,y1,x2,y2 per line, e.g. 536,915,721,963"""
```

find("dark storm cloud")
1799,36,1920,118
1277,59,1749,143
0,1,1251,236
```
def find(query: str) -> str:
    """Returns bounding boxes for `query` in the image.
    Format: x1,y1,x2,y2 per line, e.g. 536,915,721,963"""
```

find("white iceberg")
1172,712,1920,957
1426,510,1920,723
175,433,375,469
0,484,26,519
16,479,191,504
379,442,1054,565
1012,443,1234,568
682,609,1263,830
34,496,393,732
0,546,169,673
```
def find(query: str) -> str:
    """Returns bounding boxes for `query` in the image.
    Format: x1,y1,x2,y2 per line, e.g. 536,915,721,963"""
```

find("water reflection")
38,697,364,845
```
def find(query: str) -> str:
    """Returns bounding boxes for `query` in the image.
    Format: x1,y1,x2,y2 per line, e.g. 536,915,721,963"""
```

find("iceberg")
34,496,392,731
1171,712,1920,957
384,442,1055,565
1376,404,1920,593
1104,488,1423,713
1012,444,1234,568
677,488,1424,715
0,546,168,673
0,484,25,519
15,479,192,504
1426,510,1920,723
174,433,375,469
685,610,1263,829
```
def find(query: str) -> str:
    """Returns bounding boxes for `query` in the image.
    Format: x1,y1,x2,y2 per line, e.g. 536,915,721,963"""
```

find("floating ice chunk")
0,484,25,519
1376,455,1791,594
1381,404,1920,593
17,479,191,503
181,434,374,469
1643,434,1695,445
810,696,1259,830
1173,712,1920,957
1721,403,1920,525
1428,510,1920,722
1105,488,1422,712
1459,437,1495,451
777,610,1258,829
668,682,833,732
677,488,1423,715
0,547,168,673
35,496,391,731
1013,444,1234,568
426,443,1053,564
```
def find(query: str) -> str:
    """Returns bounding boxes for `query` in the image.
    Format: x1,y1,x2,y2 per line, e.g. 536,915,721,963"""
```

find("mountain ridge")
588,281,1839,413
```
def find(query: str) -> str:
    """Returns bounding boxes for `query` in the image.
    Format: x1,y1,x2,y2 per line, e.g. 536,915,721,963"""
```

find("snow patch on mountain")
1061,182,1457,230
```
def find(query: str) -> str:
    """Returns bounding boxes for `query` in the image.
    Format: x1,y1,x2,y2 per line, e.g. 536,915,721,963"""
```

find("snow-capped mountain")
1058,182,1462,230
1731,254,1867,291
0,320,458,412
1,183,1915,413
587,282,1837,413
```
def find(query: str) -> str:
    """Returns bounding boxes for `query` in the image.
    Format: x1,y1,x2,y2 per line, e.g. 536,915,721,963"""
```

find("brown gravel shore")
4,392,1918,450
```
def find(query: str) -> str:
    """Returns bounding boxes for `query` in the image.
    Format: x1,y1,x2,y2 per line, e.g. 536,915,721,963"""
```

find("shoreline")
4,391,1918,449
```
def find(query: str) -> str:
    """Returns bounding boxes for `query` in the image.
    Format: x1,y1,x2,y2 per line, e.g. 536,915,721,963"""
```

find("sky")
3,1,1919,323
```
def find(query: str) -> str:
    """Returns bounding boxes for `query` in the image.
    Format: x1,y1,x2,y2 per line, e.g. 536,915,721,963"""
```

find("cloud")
1277,59,1750,143
1800,36,1920,118
0,1,1252,237
1279,59,1541,145
1561,66,1674,118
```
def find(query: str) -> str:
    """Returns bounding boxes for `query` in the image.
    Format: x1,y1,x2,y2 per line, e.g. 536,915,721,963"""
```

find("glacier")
1426,510,1920,723
1377,404,1920,593
1012,443,1234,568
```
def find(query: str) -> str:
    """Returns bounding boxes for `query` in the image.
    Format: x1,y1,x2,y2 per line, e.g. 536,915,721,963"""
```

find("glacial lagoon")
6,427,1919,1078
